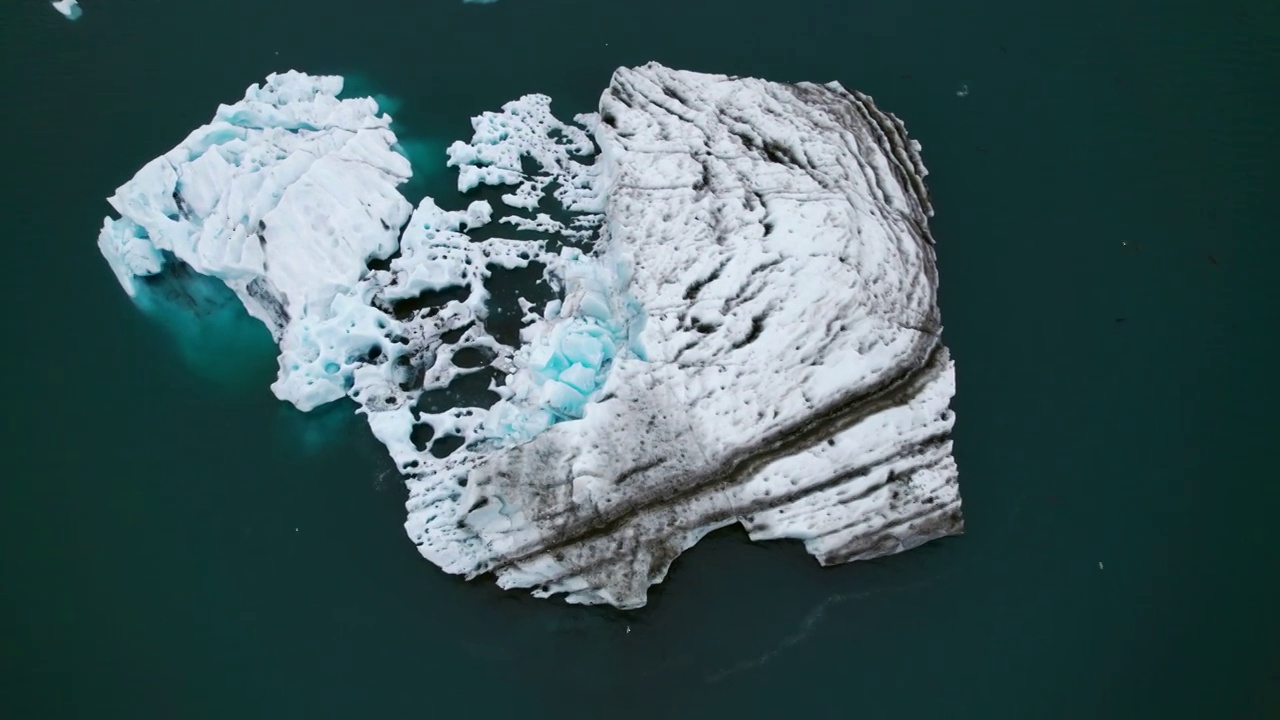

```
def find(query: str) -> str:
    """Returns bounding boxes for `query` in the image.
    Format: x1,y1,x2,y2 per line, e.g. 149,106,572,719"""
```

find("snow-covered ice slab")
98,63,962,609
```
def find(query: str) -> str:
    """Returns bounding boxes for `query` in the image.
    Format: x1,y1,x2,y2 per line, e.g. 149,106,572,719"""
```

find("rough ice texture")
99,63,961,609
98,71,414,411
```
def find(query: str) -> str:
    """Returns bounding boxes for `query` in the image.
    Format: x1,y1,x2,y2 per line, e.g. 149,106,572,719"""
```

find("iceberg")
98,64,962,609
51,0,81,20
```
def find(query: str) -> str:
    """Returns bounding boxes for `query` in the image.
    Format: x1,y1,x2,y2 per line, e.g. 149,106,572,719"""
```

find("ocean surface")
3,0,1277,717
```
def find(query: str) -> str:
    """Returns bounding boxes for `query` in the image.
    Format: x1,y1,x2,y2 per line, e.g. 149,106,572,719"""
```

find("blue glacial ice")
98,65,962,609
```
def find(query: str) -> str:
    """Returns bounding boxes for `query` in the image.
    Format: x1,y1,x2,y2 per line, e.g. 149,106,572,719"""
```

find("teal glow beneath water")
132,265,278,391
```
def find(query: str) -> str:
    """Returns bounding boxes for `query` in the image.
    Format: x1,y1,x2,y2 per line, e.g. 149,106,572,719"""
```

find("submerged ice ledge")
51,0,81,20
99,64,962,609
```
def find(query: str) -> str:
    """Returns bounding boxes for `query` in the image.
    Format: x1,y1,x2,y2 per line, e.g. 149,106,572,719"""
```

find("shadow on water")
399,521,969,705
414,493,1050,706
273,398,371,457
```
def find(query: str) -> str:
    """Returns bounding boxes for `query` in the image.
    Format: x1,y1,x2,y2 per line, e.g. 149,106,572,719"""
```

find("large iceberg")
99,64,962,609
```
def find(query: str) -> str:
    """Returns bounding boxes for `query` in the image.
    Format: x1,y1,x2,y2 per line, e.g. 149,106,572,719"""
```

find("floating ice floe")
99,64,962,609
51,0,81,20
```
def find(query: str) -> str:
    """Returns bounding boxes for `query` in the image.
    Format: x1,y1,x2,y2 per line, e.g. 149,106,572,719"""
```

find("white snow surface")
99,63,961,609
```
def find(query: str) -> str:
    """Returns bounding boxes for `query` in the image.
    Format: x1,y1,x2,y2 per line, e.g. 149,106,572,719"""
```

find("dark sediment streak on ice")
420,64,961,608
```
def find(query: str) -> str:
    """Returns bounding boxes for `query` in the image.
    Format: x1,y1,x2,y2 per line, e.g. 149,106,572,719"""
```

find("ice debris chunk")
446,93,606,238
98,63,962,610
51,0,81,20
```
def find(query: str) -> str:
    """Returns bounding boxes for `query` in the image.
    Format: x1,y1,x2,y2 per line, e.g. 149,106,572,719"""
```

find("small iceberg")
51,0,82,20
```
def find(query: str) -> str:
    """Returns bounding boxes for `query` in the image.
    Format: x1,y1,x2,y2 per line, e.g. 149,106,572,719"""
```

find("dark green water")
3,0,1278,717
